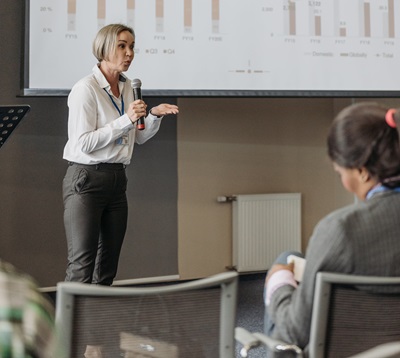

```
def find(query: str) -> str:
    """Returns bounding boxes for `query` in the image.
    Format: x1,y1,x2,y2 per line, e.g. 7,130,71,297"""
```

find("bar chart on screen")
66,0,136,32
28,0,400,94
63,0,222,34
275,0,398,39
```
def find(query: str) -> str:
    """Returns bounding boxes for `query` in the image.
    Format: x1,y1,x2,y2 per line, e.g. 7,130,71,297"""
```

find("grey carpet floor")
235,272,268,357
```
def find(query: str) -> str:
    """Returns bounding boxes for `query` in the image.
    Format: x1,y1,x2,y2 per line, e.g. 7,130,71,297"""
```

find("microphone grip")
137,116,145,131
132,87,145,131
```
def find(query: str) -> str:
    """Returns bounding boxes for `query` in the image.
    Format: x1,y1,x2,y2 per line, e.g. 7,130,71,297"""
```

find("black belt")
68,162,126,170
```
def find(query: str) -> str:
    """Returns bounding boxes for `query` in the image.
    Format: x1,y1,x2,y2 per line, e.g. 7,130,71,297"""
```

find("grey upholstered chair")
55,271,238,358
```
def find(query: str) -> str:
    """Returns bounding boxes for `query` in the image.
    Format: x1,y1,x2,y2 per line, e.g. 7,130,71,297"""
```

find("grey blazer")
268,190,400,354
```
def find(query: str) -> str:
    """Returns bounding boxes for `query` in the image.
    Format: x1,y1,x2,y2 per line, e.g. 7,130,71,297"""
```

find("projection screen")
24,0,400,97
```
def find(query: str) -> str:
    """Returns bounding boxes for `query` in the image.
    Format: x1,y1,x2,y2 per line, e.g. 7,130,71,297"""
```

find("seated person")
264,102,400,355
0,259,57,357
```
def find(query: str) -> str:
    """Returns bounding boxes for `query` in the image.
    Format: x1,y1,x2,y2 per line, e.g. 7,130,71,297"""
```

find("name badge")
116,134,129,146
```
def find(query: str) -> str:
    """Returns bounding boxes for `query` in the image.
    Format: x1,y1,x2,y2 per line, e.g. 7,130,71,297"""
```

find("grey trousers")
63,163,128,286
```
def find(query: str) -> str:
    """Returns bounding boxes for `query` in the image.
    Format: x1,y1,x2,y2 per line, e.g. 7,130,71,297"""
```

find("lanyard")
366,184,400,200
104,89,124,116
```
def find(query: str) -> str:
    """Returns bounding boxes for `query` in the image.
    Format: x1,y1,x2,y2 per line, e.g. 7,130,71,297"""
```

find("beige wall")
177,97,400,280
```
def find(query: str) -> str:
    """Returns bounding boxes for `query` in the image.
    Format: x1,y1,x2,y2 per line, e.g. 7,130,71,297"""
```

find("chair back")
55,271,238,358
309,272,400,358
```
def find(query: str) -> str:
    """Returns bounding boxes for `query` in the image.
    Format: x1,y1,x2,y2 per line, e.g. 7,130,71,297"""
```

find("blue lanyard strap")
366,184,400,200
104,89,124,116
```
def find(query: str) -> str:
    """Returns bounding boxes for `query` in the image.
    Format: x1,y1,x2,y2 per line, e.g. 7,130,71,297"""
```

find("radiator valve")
217,195,237,203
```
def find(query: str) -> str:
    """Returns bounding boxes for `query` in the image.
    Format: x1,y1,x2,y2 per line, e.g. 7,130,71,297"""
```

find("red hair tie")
386,109,397,128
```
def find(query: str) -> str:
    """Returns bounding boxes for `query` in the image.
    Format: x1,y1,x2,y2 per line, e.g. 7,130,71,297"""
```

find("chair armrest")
235,327,260,357
235,327,303,357
347,342,400,358
253,333,303,357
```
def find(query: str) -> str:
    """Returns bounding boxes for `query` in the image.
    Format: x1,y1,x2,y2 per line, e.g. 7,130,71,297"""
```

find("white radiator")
231,193,301,273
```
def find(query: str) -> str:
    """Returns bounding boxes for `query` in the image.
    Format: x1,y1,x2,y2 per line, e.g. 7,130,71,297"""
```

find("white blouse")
63,65,162,165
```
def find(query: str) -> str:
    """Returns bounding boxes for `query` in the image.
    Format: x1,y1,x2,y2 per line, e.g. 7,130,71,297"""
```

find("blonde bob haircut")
92,24,135,62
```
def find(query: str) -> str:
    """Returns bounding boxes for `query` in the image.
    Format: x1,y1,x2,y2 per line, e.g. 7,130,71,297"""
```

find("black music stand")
0,105,30,149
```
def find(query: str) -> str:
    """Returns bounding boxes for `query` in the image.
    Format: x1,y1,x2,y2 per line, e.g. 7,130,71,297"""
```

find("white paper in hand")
287,255,306,282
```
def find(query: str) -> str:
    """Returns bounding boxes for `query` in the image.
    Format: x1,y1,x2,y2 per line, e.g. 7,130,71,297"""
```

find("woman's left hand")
265,262,294,284
150,104,179,117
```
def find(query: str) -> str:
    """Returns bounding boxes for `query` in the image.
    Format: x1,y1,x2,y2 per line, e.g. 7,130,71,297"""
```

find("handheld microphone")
131,78,145,130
